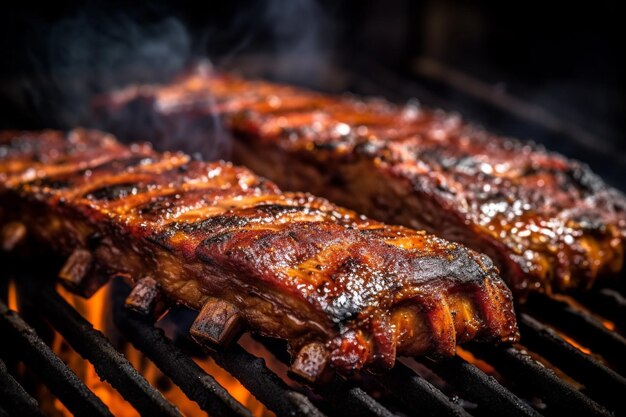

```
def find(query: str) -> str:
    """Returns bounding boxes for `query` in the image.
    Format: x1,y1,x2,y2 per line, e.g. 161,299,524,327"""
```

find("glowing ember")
456,347,497,376
559,334,592,355
601,320,616,331
8,280,18,311
553,293,616,331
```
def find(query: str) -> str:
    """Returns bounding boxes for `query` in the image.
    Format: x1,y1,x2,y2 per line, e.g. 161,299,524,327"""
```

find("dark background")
1,0,624,183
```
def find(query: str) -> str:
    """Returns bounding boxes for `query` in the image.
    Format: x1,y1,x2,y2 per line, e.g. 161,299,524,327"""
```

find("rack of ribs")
93,68,626,295
0,129,518,380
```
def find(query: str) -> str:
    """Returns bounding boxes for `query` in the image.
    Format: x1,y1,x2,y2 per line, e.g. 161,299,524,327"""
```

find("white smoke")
44,9,191,127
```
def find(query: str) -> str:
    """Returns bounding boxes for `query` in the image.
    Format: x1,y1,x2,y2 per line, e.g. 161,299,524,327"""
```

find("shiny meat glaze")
96,71,626,294
0,129,517,374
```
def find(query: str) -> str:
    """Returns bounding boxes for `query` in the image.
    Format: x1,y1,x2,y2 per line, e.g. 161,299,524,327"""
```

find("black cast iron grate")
1,264,625,417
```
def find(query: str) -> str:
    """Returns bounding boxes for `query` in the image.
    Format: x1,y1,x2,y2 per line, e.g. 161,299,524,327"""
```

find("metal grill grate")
2,265,625,417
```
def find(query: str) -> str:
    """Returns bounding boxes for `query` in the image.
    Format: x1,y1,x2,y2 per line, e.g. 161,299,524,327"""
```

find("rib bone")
125,276,160,316
190,298,243,346
58,249,108,297
58,249,93,288
289,342,331,384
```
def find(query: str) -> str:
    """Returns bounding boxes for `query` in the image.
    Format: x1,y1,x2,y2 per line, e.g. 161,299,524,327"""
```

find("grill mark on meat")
23,155,159,193
0,128,518,375
86,182,144,201
169,215,252,236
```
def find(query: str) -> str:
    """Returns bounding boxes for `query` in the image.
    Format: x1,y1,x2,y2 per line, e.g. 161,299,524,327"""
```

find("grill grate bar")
0,299,112,417
199,336,327,417
518,313,626,414
4,262,622,417
111,283,252,417
470,345,611,417
425,356,541,417
0,357,45,417
379,362,471,417
525,294,626,373
31,282,182,417
575,288,626,334
319,381,397,417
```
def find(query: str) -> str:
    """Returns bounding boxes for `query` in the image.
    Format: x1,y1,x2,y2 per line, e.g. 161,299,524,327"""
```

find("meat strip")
0,129,518,376
94,69,626,294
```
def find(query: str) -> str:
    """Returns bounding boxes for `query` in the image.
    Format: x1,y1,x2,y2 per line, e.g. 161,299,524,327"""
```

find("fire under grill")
1,54,626,417
1,255,626,417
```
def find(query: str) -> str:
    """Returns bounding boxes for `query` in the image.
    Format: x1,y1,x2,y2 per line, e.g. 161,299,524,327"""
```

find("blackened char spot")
172,215,251,235
137,193,181,217
254,204,308,215
314,141,341,151
200,231,234,246
196,232,235,265
329,173,346,187
358,227,391,237
405,247,490,286
146,233,175,252
86,182,143,201
28,177,72,190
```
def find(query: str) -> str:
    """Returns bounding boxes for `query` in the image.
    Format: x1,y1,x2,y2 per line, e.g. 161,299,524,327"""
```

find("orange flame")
553,293,616,331
42,283,273,417
559,334,592,355
8,280,18,311
600,319,616,331
456,347,497,375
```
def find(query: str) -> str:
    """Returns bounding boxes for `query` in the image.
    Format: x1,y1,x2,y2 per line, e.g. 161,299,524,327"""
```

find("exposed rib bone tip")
59,249,93,286
125,276,160,316
1,222,27,251
58,249,108,298
289,342,331,384
190,298,243,347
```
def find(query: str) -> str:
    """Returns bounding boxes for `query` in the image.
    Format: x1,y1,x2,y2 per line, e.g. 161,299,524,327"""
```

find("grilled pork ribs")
94,70,626,294
0,129,518,377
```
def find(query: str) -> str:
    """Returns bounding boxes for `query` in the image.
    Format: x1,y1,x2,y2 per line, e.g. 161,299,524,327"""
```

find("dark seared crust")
94,71,626,294
0,129,518,374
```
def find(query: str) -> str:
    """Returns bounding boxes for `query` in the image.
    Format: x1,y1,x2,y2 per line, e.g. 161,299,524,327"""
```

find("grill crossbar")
526,294,626,373
111,284,252,417
1,299,112,417
519,313,626,414
470,345,611,417
425,355,541,417
0,357,45,417
32,283,182,417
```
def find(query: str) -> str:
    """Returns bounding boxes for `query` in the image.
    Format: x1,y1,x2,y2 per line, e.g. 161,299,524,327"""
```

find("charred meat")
0,129,518,377
94,71,626,294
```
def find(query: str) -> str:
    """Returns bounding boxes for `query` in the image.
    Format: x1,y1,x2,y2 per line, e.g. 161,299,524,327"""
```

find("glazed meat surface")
0,129,518,375
94,70,626,294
